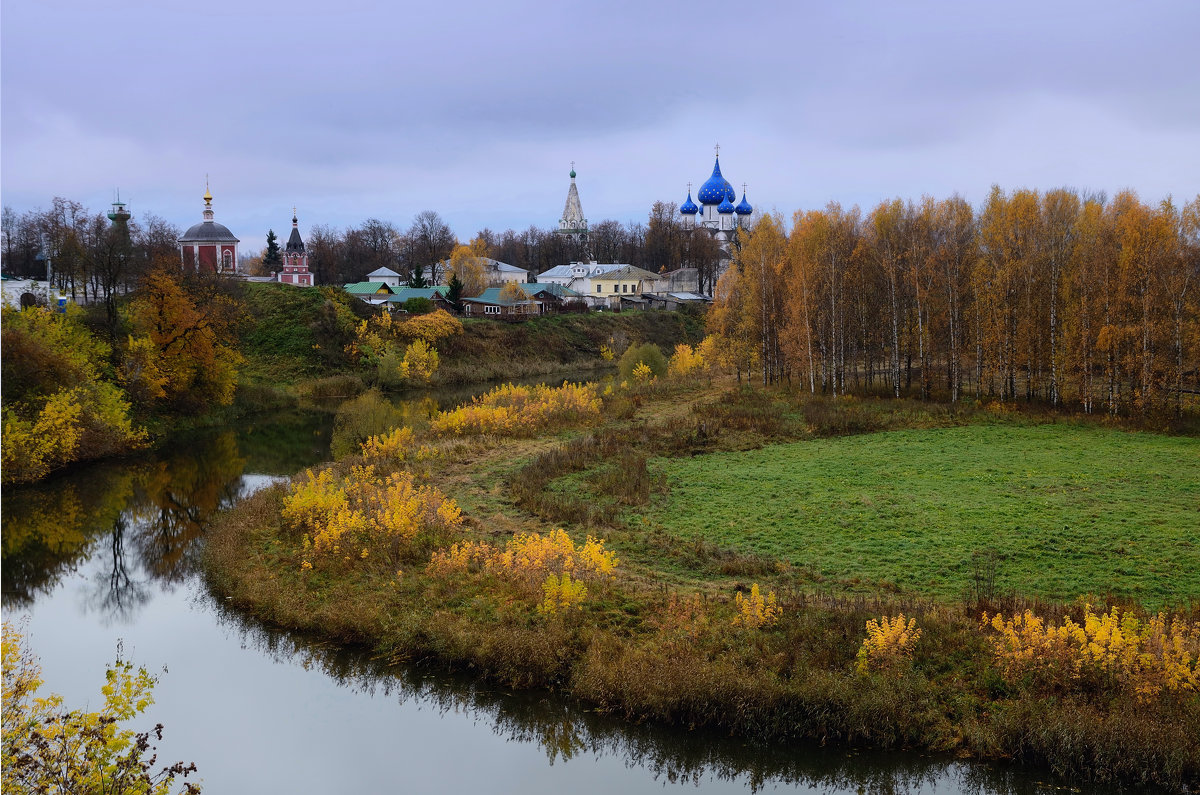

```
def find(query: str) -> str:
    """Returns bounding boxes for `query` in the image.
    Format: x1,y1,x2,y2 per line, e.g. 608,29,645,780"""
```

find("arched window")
222,250,233,271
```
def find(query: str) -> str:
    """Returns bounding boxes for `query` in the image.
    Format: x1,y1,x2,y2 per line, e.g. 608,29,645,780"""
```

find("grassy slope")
637,424,1200,605
433,310,705,385
236,281,705,389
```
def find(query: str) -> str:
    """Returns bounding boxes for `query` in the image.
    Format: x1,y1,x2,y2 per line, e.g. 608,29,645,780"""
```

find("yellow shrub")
359,426,437,465
984,606,1200,700
284,464,462,571
733,583,780,629
667,343,704,378
632,361,654,383
431,382,602,436
402,339,439,382
538,572,588,614
425,529,617,613
856,614,922,674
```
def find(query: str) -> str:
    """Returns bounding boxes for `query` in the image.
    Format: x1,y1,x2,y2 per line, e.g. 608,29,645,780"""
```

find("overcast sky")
3,0,1198,248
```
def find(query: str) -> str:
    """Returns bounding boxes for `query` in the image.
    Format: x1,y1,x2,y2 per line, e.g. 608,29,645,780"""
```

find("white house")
366,266,402,288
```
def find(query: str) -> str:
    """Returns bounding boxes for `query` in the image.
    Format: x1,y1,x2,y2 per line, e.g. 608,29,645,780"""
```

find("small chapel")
277,210,316,287
178,185,239,274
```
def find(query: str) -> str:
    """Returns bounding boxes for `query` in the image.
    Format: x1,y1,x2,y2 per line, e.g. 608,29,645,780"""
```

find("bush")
329,389,406,459
617,343,667,381
402,297,435,314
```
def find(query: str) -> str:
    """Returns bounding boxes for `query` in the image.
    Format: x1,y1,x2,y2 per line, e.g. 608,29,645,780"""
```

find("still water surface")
1,390,1089,793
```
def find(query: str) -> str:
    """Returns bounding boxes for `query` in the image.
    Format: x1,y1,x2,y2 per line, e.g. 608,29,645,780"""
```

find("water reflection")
212,604,1075,795
3,426,268,617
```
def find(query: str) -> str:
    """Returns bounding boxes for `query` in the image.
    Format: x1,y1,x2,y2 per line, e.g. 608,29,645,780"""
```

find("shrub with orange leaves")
855,614,922,674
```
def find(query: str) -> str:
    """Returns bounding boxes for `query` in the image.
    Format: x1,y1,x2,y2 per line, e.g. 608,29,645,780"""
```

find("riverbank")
204,380,1199,793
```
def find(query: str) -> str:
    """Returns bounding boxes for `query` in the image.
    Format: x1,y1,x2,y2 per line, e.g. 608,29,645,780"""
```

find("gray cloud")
3,0,1197,244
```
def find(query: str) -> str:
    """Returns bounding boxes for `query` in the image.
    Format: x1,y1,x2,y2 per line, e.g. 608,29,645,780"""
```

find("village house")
386,286,454,313
366,266,403,288
344,281,394,306
460,286,540,319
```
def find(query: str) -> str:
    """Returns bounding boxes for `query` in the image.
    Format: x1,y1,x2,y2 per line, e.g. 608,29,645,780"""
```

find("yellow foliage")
984,606,1200,700
667,343,704,378
359,426,438,464
632,361,654,383
283,464,462,570
856,614,922,674
538,573,588,614
402,338,439,382
732,583,780,629
396,309,463,344
3,621,198,793
599,344,615,362
426,529,617,613
498,282,530,302
431,381,602,436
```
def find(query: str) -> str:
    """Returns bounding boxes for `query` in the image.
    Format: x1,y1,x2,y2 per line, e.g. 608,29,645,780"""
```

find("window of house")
622,284,628,293
612,284,618,293
595,284,601,293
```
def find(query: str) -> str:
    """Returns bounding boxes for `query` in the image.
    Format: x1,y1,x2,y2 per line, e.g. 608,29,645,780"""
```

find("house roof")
461,287,539,307
592,265,661,282
367,266,401,278
486,259,528,274
345,281,393,294
524,282,581,299
664,292,710,302
386,286,448,303
538,262,631,280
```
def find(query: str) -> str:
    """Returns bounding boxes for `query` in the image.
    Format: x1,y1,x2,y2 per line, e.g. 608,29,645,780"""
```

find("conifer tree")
263,229,282,272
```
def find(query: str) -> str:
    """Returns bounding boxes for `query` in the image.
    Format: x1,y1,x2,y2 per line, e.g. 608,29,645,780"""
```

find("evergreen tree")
407,262,429,288
264,229,282,272
445,272,464,312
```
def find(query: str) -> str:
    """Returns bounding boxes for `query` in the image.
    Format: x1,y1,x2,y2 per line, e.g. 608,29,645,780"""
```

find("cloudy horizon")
3,0,1197,249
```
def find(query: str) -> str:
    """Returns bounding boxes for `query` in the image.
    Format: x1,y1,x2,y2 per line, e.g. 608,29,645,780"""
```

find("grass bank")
236,281,704,393
204,380,1200,792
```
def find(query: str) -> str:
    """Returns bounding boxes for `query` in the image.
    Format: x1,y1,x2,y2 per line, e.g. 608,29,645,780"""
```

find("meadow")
205,377,1200,791
636,425,1200,606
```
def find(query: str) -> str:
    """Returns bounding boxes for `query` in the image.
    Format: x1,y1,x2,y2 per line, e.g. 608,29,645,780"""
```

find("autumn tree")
447,242,489,297
124,264,245,413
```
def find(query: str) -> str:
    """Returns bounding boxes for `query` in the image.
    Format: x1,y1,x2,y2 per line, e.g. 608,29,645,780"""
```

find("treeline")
2,199,181,330
269,204,724,289
712,188,1199,418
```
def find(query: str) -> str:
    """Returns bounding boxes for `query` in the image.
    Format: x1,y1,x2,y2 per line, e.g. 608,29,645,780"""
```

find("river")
0,389,1106,794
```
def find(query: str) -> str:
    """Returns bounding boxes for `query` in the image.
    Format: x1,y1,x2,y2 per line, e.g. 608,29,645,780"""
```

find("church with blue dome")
679,146,753,261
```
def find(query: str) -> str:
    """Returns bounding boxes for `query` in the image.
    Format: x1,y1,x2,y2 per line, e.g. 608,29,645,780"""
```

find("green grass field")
638,424,1200,605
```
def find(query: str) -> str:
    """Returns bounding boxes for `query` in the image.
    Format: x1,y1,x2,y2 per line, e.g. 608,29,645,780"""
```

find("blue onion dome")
735,191,753,215
697,157,736,205
718,195,736,214
680,190,699,215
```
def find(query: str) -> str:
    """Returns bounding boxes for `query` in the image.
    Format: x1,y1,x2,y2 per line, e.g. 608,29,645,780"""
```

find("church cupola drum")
179,184,239,274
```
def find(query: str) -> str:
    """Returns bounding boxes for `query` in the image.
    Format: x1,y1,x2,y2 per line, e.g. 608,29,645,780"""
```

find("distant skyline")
3,1,1198,249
